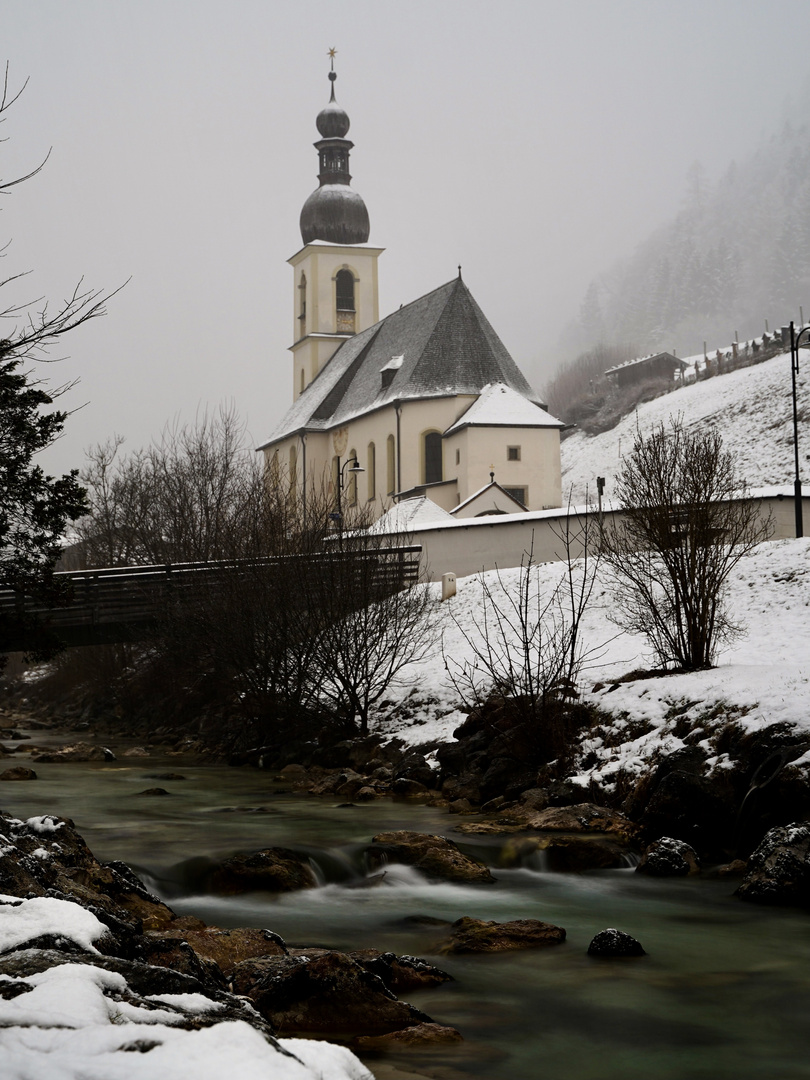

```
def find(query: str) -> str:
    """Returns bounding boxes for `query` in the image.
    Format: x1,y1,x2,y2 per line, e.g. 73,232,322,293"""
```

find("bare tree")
444,510,601,763
600,418,772,670
307,525,436,737
76,406,271,567
1,65,116,662
76,421,434,745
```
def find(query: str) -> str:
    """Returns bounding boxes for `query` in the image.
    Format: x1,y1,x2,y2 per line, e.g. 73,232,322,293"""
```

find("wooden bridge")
0,545,422,651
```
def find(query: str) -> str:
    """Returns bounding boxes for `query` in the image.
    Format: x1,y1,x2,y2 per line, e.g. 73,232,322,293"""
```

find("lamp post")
332,455,364,535
790,322,808,538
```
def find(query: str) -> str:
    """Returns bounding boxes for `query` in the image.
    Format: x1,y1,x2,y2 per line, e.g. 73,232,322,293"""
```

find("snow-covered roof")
604,352,686,376
373,495,455,533
444,382,563,435
451,480,528,516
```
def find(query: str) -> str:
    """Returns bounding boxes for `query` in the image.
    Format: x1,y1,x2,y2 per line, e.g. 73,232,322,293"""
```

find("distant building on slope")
604,352,687,390
259,60,563,520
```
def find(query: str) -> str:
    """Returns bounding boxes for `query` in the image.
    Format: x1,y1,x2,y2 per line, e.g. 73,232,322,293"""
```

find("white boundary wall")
386,488,810,581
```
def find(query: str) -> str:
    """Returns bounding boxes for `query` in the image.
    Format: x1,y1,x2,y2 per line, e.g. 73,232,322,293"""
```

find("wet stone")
587,928,646,957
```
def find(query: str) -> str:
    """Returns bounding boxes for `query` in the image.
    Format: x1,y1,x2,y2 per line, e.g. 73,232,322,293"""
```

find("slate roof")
260,277,544,448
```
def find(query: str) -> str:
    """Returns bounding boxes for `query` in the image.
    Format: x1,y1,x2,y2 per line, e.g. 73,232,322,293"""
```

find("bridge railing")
0,544,423,647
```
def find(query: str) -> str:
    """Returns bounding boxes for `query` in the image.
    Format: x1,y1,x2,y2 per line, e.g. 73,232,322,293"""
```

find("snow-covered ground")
0,895,373,1080
376,536,810,789
560,350,809,503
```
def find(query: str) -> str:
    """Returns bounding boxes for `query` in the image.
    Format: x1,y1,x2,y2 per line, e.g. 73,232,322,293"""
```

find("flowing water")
3,737,810,1080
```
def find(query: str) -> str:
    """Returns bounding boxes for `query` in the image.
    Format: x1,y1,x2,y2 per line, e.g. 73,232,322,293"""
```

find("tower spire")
299,50,370,245
328,46,337,101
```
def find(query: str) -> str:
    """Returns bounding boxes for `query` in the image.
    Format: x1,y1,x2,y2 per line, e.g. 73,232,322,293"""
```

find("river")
2,735,810,1080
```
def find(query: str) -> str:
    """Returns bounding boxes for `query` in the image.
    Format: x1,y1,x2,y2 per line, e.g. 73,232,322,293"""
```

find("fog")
4,0,809,476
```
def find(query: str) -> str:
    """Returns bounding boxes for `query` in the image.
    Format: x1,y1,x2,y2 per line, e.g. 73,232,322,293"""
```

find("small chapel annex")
259,61,564,521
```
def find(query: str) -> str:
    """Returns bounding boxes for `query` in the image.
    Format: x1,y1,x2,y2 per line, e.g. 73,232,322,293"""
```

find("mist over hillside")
558,88,810,363
559,348,809,503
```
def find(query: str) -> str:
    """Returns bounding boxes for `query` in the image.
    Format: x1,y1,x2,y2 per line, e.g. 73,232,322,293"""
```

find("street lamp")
789,322,808,538
332,455,364,531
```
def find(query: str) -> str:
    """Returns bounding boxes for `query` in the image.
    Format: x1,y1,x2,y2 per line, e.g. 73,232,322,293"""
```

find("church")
259,60,564,521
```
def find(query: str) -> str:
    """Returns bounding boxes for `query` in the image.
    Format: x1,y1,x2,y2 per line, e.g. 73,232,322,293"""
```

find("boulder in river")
736,822,810,907
0,766,37,781
32,742,115,763
455,801,640,845
0,812,176,932
587,928,646,957
348,950,453,993
146,925,289,977
367,831,494,883
637,836,700,877
206,847,317,894
437,916,566,954
356,1022,463,1048
231,950,435,1034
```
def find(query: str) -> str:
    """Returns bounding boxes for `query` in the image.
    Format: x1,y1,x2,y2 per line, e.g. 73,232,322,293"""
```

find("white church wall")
461,425,562,510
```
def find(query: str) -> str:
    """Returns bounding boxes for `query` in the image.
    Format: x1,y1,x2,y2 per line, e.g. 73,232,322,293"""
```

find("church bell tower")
289,51,383,401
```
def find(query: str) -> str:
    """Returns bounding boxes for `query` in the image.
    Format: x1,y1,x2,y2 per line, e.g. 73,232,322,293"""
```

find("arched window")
347,448,358,506
335,269,356,333
367,442,376,502
336,270,355,311
289,444,297,490
269,449,280,486
300,368,305,395
331,455,340,507
423,431,443,485
298,273,307,334
387,434,396,495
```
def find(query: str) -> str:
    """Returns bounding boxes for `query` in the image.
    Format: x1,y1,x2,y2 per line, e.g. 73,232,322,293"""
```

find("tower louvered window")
336,269,356,332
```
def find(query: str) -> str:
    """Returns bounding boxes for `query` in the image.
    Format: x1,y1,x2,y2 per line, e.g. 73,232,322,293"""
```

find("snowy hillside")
376,536,810,790
560,350,809,503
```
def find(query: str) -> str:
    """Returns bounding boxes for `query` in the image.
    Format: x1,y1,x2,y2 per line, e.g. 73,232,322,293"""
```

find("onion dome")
300,57,370,245
301,185,370,246
316,72,350,138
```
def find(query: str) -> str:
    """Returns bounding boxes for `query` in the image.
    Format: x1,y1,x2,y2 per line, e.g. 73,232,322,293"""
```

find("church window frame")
298,272,307,335
367,441,376,502
386,434,396,495
507,445,521,462
422,430,443,485
503,486,528,507
335,267,357,334
347,447,358,506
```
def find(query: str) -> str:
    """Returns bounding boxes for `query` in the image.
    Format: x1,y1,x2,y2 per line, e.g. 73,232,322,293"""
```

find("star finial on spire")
328,47,337,70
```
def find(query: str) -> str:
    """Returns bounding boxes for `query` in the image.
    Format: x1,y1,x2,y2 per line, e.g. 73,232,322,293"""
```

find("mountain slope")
560,349,809,503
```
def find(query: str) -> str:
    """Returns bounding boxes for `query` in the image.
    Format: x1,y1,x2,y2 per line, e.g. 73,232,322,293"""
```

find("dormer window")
380,354,403,391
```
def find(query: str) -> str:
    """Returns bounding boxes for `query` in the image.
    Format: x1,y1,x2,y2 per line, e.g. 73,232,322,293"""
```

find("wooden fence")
0,545,423,650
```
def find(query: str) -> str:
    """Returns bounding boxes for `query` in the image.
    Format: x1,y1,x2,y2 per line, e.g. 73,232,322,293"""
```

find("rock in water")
367,831,494,883
0,767,37,781
356,1023,463,1047
736,822,810,906
587,928,646,957
206,848,317,894
231,951,435,1034
437,916,566,953
637,836,700,876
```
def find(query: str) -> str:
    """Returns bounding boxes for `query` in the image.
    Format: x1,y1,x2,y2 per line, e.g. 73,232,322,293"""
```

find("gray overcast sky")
4,0,810,476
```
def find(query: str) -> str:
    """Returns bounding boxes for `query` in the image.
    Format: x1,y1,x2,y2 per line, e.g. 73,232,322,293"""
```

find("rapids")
2,741,810,1080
